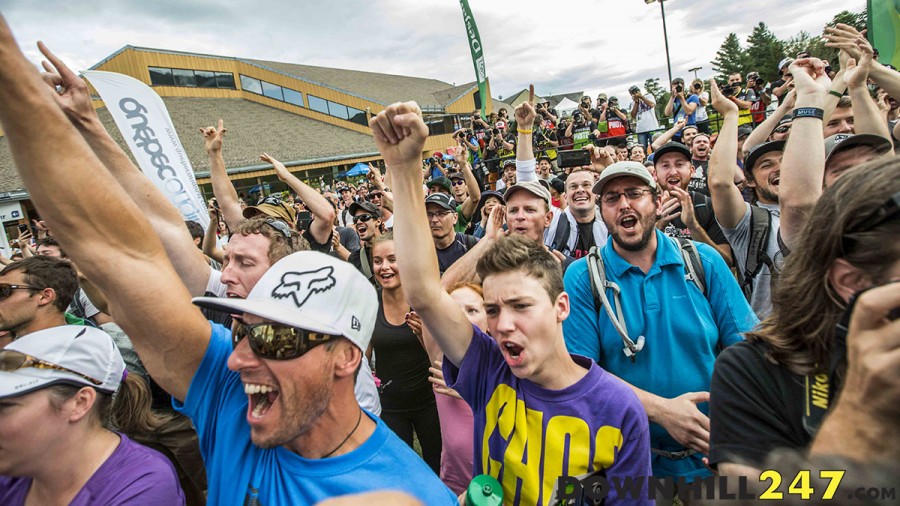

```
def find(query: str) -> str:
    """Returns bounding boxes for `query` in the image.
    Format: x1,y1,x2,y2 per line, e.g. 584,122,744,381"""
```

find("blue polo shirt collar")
603,230,682,277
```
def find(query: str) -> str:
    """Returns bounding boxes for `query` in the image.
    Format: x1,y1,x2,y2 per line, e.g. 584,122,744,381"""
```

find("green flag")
868,0,900,68
459,0,491,120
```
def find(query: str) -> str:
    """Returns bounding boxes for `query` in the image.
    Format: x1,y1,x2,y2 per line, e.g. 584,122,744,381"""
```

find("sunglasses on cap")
0,283,41,300
353,213,376,224
263,218,292,239
773,125,791,134
842,191,900,254
232,319,335,360
0,349,104,386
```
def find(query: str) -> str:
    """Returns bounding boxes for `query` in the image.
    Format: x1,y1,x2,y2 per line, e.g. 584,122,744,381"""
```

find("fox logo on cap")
271,267,336,308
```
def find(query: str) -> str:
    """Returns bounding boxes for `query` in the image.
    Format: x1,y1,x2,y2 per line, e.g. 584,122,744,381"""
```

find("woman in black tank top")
370,233,442,472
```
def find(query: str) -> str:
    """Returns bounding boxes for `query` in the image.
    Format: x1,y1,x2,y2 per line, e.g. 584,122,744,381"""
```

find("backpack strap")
586,246,645,361
675,237,706,296
550,215,571,252
359,245,373,280
463,233,479,252
738,206,773,301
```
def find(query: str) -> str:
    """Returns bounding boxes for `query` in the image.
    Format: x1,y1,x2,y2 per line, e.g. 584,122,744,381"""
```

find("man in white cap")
563,161,757,480
0,16,455,505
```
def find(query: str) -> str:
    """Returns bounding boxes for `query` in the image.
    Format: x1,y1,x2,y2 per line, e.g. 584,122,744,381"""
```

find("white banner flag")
82,70,210,229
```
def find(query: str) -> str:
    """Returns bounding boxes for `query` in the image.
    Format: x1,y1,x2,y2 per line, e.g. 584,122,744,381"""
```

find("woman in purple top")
0,326,185,505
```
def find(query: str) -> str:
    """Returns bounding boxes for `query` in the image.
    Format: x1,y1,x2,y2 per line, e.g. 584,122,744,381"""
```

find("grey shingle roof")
542,92,585,109
0,97,378,193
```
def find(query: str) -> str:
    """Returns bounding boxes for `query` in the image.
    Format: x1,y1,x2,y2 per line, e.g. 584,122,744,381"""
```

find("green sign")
459,0,491,120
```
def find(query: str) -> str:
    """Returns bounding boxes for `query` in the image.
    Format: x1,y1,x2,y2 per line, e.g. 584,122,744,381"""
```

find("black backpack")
736,205,774,302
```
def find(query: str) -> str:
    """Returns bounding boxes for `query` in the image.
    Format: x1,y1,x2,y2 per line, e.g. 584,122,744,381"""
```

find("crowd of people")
0,13,898,506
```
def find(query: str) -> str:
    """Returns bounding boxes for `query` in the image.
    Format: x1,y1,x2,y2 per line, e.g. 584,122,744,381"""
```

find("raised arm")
650,117,687,151
260,153,335,244
0,22,210,401
37,42,213,297
843,39,892,139
707,80,747,228
742,91,796,157
370,102,473,366
202,120,244,228
452,145,481,220
202,205,226,264
779,59,831,250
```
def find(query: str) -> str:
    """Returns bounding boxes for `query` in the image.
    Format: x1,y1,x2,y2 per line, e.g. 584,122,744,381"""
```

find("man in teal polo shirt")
562,161,757,480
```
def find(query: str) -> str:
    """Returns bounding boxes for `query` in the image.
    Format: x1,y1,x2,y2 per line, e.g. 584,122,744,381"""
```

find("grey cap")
424,192,456,211
592,161,657,195
824,134,893,167
504,180,551,205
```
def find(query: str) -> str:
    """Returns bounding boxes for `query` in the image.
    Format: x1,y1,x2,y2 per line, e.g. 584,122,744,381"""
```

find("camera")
722,83,737,97
675,84,684,94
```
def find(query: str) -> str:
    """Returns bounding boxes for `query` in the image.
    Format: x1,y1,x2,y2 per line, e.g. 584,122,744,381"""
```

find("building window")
148,67,174,86
240,75,262,95
148,67,235,89
328,102,349,120
172,69,196,87
348,107,367,126
283,88,304,107
261,81,283,101
308,95,329,115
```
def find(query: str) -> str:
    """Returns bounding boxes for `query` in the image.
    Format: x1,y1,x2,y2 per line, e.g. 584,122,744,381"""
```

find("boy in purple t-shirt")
381,101,652,505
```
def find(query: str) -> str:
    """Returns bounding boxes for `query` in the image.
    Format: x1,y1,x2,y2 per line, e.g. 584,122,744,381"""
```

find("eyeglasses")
451,180,466,186
426,210,454,219
0,283,41,300
353,213,376,223
232,320,335,360
842,191,900,254
773,125,792,134
0,349,104,386
263,218,292,239
601,188,654,204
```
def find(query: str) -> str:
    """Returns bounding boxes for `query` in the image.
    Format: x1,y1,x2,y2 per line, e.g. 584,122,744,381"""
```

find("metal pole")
659,0,673,87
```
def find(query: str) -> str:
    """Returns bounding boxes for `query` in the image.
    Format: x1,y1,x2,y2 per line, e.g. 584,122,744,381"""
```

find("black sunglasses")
842,191,900,254
232,320,335,360
353,213,376,223
0,283,41,300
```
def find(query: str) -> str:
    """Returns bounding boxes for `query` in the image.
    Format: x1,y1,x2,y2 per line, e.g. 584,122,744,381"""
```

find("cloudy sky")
2,0,864,105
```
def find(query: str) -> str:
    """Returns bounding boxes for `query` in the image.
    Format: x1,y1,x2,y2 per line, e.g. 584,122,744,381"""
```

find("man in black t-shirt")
689,133,711,195
424,193,478,274
653,143,733,265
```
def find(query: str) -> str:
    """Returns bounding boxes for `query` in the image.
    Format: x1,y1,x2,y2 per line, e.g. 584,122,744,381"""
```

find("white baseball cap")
0,325,126,399
192,251,377,352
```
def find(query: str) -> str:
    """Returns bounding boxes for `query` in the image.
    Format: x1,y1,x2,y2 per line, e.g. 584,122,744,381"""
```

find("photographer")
722,72,757,126
747,72,770,126
565,110,596,150
767,58,794,106
630,85,660,149
535,99,558,124
578,95,594,119
690,79,711,133
664,78,700,141
599,95,628,140
532,118,559,165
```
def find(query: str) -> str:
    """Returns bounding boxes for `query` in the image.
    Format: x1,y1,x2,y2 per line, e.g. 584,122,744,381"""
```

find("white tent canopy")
554,97,579,118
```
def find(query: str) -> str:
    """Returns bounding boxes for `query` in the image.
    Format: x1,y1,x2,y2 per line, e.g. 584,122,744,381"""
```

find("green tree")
711,33,748,80
746,22,786,83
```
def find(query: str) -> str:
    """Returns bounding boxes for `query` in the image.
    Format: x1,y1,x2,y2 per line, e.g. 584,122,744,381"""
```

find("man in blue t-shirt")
380,102,653,505
0,30,456,505
562,161,758,480
664,78,700,142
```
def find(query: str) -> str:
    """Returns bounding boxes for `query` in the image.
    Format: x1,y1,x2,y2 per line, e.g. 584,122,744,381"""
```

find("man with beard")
0,17,453,504
654,143,733,265
709,80,785,319
688,133,711,194
563,161,756,480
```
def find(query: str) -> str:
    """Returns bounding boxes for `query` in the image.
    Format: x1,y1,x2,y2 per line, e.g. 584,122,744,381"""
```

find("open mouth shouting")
500,340,525,368
769,173,780,188
665,176,682,189
619,214,639,233
245,382,279,421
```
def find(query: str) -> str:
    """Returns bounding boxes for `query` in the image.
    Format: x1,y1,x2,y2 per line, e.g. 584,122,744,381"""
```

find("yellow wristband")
518,128,533,134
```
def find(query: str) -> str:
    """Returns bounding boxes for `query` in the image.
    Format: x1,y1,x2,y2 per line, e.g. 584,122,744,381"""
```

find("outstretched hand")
201,119,227,153
37,42,96,124
839,37,875,90
586,145,615,172
709,79,738,115
369,101,428,170
260,153,289,181
789,58,833,99
514,101,536,129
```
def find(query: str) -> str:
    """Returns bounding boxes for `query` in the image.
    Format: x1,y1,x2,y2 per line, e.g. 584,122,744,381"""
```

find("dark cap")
744,140,786,176
424,192,457,211
502,159,517,168
653,142,691,166
824,134,893,168
549,177,566,194
427,176,453,193
776,114,793,127
737,125,753,139
348,200,381,217
448,171,465,180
